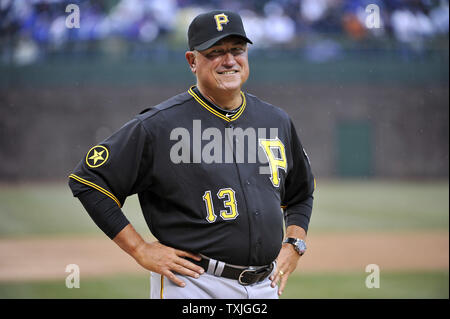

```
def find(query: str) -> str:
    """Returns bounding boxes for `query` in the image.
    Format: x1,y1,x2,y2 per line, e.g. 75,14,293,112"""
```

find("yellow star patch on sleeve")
86,145,109,168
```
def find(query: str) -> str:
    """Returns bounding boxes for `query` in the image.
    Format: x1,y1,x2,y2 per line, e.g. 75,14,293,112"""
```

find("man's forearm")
285,224,307,240
112,224,147,260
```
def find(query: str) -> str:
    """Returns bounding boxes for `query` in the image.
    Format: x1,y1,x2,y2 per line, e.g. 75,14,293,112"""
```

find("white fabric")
150,266,278,299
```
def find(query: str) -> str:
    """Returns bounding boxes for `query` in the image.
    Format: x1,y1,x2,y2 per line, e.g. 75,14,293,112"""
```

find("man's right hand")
113,224,204,287
133,241,205,287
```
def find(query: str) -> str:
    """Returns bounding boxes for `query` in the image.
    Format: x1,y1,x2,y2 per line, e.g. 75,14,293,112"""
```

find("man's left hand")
270,240,303,296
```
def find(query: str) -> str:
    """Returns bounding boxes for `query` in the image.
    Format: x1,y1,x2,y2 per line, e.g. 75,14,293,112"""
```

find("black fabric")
68,87,315,266
75,186,130,239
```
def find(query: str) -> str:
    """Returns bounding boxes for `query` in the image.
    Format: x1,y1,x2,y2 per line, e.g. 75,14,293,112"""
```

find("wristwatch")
283,237,307,256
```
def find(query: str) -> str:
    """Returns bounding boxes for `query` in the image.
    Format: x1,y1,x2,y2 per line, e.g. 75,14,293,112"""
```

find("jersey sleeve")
68,117,153,208
75,188,130,239
281,119,316,232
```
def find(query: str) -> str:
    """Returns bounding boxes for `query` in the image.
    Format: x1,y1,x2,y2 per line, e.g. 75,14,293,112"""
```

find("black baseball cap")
188,10,252,51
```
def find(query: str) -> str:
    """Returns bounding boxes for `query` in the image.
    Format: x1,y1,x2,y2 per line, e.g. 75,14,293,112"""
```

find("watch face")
295,240,306,254
283,238,306,255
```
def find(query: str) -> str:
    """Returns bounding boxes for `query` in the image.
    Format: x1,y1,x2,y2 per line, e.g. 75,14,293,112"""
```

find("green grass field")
0,271,447,299
0,180,448,237
0,180,448,299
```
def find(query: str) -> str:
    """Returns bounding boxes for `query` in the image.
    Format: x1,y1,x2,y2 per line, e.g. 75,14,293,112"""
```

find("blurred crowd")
1,0,448,64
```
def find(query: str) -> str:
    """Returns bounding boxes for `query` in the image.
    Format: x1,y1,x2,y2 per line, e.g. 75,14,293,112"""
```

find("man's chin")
217,80,244,92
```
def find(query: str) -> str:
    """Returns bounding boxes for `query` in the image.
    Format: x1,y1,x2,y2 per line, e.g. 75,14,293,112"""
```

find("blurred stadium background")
0,0,448,299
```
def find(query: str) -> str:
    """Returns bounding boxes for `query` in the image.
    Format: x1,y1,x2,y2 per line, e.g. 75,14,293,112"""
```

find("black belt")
187,257,274,286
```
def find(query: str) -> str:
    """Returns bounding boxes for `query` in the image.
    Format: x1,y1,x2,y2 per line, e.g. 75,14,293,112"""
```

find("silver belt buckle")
238,266,257,286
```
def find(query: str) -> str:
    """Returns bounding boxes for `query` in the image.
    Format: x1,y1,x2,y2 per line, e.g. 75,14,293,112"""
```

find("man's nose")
222,52,236,67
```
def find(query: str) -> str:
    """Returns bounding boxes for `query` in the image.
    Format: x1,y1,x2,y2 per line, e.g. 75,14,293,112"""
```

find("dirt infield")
0,231,448,281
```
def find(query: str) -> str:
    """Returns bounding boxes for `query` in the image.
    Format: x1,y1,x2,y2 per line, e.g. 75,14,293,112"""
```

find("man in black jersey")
68,10,315,299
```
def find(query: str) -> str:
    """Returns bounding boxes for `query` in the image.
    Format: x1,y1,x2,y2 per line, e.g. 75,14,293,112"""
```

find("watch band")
283,237,307,256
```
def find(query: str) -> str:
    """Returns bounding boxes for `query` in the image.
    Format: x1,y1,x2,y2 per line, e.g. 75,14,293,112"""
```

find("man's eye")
208,50,224,56
205,47,245,58
231,48,245,55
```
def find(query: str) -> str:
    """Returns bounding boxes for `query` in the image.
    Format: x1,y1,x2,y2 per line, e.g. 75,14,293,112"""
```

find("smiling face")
186,36,250,96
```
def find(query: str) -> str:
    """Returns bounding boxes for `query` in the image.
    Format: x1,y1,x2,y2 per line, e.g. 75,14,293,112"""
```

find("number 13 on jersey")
202,188,239,223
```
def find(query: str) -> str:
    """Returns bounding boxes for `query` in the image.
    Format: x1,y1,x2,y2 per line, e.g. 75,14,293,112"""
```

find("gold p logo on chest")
214,13,229,31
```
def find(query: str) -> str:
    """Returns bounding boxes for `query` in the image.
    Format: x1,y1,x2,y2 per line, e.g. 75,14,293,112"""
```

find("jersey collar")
188,86,246,122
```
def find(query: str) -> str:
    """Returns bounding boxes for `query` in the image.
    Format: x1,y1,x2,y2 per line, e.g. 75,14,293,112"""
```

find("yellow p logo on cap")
214,13,229,31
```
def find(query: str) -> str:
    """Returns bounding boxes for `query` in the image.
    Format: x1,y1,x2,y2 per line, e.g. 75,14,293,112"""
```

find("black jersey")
68,86,315,266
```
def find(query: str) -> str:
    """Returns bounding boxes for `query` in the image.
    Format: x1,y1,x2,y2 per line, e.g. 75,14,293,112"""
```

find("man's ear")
185,51,197,73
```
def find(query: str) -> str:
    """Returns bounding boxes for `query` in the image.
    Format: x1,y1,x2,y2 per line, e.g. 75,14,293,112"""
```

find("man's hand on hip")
134,241,204,287
113,224,204,287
